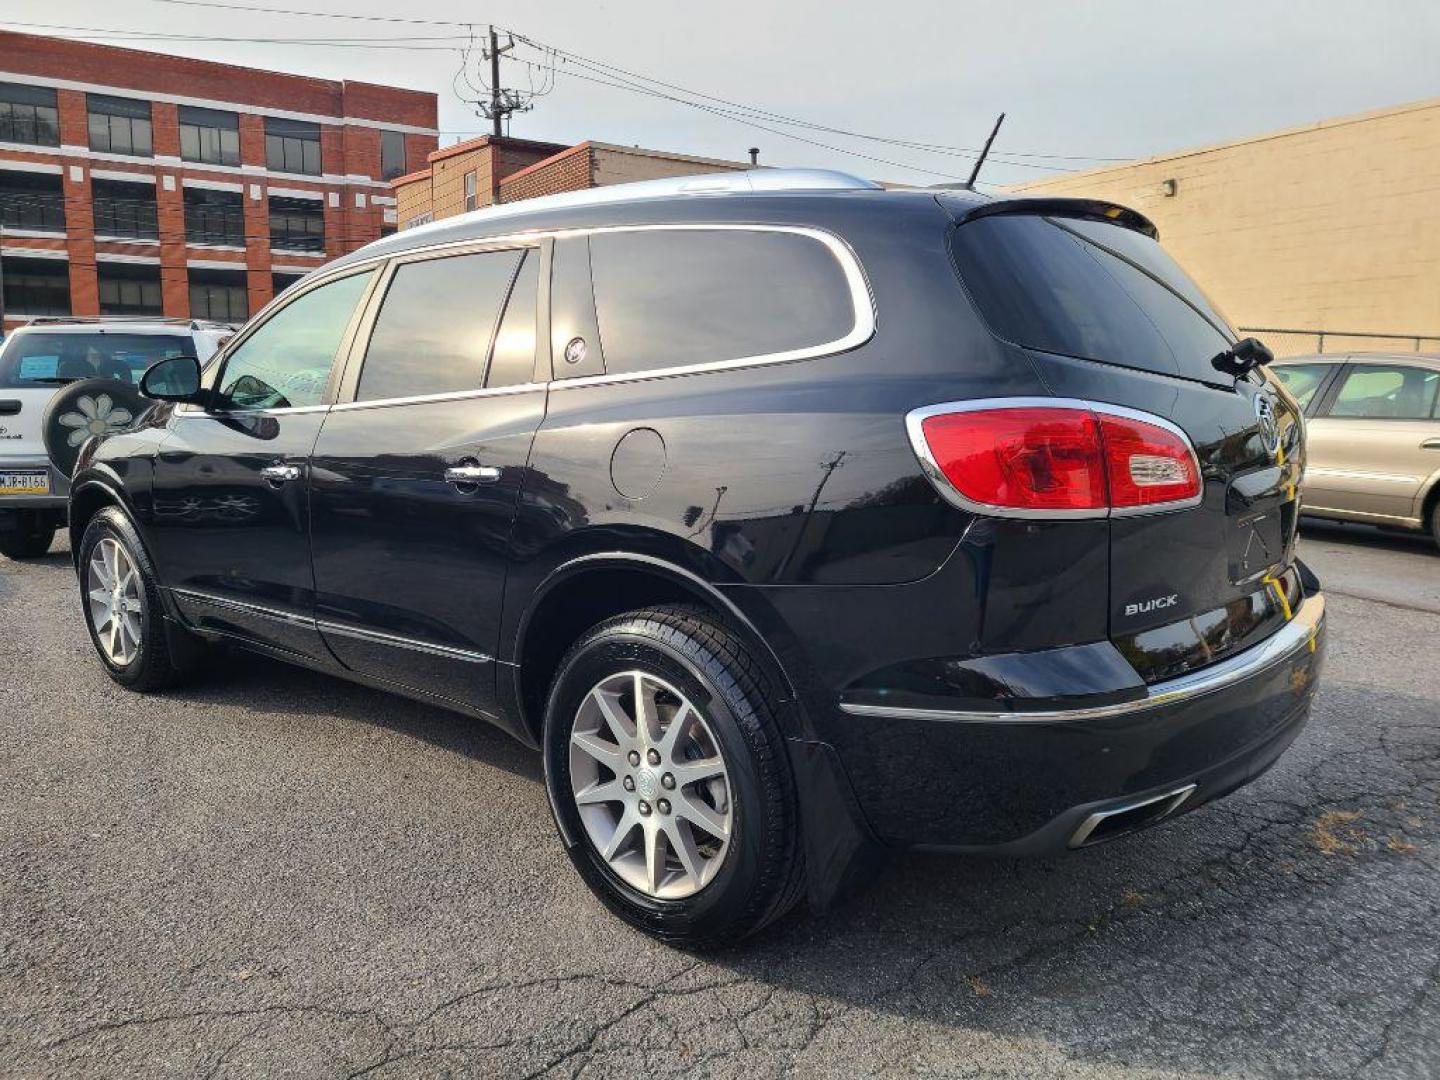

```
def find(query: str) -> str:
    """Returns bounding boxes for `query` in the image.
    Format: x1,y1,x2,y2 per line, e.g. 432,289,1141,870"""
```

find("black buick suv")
68,169,1326,947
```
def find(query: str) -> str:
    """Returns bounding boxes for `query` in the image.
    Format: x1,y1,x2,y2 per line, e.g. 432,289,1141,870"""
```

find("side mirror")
140,354,206,404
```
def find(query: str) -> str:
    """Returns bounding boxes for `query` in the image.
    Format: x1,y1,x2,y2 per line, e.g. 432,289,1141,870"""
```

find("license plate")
0,471,49,496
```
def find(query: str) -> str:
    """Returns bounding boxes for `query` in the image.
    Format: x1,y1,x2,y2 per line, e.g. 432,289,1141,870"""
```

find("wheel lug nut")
657,798,671,815
638,800,652,816
661,773,675,790
627,750,641,767
647,748,661,765
622,776,635,792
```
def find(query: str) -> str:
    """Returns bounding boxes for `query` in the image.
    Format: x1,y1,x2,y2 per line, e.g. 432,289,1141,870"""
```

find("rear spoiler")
941,195,1159,240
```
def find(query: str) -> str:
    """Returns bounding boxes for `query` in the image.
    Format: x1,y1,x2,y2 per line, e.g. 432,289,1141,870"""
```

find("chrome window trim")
839,592,1324,724
904,396,1205,521
316,620,492,664
330,381,547,413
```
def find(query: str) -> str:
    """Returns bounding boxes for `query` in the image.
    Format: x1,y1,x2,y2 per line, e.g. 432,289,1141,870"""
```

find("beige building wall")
1013,98,1440,356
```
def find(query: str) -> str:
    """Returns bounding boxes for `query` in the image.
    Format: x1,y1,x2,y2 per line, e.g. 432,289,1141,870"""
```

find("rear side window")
0,332,195,389
355,248,526,402
1271,363,1332,409
953,215,1235,385
1328,364,1440,419
589,229,856,375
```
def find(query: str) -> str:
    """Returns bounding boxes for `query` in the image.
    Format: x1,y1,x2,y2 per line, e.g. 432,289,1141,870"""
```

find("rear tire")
0,512,57,560
543,604,805,948
1430,501,1440,552
78,507,205,691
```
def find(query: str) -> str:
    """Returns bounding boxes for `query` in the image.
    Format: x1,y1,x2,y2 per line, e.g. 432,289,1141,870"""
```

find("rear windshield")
0,332,196,389
952,214,1237,385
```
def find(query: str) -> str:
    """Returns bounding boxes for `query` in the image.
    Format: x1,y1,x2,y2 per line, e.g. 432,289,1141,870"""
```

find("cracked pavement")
2,523,1437,1078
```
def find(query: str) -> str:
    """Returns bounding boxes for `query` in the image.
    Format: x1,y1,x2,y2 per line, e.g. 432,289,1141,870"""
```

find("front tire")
0,512,57,560
543,605,805,948
78,507,203,691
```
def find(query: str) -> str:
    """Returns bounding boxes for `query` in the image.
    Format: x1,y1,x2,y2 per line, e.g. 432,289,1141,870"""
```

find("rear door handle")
444,464,502,487
261,463,303,485
1422,438,1440,450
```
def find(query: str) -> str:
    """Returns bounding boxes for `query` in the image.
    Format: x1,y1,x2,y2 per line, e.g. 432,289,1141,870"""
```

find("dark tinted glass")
953,215,1235,385
0,333,194,389
380,130,407,180
217,270,373,410
589,229,855,375
356,249,523,402
1329,364,1440,420
487,250,538,387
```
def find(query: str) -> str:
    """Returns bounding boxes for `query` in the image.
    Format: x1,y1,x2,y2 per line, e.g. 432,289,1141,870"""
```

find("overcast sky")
6,0,1439,188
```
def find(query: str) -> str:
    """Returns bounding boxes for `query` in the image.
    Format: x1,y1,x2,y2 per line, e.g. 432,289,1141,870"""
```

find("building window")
97,264,163,316
184,186,246,246
1,257,71,317
272,271,307,298
0,170,66,233
381,130,407,181
87,94,153,157
464,171,478,212
0,82,59,147
92,178,158,241
269,195,325,253
265,118,322,176
188,269,249,323
178,106,241,167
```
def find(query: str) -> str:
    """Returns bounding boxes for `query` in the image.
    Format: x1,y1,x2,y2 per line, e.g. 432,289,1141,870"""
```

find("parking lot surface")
2,525,1438,1079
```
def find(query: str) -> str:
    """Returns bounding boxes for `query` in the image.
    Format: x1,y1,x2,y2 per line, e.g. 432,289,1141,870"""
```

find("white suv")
0,318,232,559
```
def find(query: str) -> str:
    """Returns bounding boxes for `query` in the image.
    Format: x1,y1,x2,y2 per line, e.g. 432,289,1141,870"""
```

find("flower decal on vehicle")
57,395,135,447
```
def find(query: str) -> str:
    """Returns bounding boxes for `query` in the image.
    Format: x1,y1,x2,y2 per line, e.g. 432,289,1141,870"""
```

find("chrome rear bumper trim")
839,592,1325,724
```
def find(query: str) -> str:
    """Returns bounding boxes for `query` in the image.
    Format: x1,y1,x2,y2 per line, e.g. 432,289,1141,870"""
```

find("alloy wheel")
569,670,733,899
86,537,143,667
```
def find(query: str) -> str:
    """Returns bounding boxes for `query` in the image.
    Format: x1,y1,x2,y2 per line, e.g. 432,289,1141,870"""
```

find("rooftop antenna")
965,112,1006,188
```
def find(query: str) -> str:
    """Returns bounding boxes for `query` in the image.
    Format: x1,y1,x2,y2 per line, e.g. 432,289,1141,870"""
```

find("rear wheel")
0,511,57,560
543,605,804,948
78,507,205,690
1430,501,1440,552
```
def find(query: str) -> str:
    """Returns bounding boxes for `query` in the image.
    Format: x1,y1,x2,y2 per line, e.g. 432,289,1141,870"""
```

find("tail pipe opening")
1069,783,1197,848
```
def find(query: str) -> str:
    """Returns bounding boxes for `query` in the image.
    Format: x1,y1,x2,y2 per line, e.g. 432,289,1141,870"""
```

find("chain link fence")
1240,327,1440,358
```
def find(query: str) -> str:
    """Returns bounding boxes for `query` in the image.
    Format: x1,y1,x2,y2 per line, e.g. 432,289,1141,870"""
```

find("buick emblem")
1254,393,1280,455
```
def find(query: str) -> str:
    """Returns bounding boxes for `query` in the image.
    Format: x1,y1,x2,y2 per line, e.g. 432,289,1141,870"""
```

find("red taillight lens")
1097,413,1201,509
914,403,1200,515
920,408,1107,512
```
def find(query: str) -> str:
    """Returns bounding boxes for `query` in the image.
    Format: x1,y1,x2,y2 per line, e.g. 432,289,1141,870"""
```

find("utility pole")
483,26,516,137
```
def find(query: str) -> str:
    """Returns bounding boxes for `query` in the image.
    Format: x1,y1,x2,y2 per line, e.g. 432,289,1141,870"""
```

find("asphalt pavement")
1,521,1437,1078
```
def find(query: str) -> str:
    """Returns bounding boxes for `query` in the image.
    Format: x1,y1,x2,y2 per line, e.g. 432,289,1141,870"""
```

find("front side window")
1328,364,1440,420
588,229,857,376
0,82,59,147
178,105,240,166
92,178,158,240
215,269,373,411
953,214,1236,387
355,248,529,402
381,130,407,180
87,94,153,157
1271,363,1333,410
265,117,322,175
0,332,194,389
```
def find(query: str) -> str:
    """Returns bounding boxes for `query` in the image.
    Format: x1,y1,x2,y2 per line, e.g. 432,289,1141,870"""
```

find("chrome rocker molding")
904,397,1206,521
840,592,1324,724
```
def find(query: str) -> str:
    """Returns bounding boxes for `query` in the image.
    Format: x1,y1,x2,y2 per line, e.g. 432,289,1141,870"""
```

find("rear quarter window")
952,214,1236,386
588,228,858,376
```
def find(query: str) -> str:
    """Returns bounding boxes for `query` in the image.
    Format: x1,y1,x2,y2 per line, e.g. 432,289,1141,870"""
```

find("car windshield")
0,332,197,389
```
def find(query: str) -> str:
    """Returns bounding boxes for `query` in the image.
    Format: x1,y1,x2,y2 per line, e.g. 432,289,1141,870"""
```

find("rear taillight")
907,399,1201,517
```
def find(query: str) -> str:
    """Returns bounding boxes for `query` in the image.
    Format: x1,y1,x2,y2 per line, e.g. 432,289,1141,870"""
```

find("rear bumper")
816,592,1326,850
0,455,69,513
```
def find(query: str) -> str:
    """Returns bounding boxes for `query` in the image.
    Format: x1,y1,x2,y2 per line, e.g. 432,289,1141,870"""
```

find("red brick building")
0,31,438,330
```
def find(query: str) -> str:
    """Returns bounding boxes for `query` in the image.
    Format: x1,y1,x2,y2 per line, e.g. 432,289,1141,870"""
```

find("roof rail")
398,168,880,241
26,315,238,331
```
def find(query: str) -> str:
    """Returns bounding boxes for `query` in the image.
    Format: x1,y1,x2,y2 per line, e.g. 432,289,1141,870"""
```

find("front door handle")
261,463,303,485
1422,438,1440,450
444,464,502,487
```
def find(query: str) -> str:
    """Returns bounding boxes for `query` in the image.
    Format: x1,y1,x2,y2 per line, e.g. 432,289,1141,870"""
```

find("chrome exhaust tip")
1069,783,1197,849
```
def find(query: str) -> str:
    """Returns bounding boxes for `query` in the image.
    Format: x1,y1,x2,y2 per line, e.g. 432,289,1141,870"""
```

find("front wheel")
78,507,204,691
543,605,805,948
